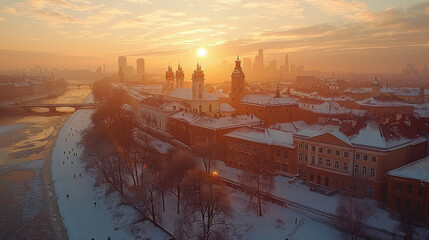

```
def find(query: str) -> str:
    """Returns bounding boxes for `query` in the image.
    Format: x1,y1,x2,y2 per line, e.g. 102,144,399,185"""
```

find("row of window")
298,143,377,163
396,183,424,196
298,153,376,177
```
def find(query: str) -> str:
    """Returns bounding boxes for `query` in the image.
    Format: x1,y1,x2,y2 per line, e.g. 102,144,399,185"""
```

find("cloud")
3,0,129,27
242,0,304,18
2,7,18,14
125,0,152,3
0,16,6,22
306,0,368,15
112,9,187,29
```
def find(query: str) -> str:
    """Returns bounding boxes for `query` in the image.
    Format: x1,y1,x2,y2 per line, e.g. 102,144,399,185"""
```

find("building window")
234,142,238,148
240,143,243,149
370,168,375,177
344,152,349,158
312,156,315,164
334,161,339,169
327,149,331,154
354,165,359,173
395,198,401,207
299,143,303,149
276,150,281,158
312,146,316,152
305,144,308,150
283,163,288,172
368,187,374,196
319,148,323,153
199,84,201,89
371,156,377,163
318,158,323,165
407,185,413,194
343,163,348,171
406,200,411,209
335,150,340,156
284,151,288,159
209,105,212,112
326,159,331,167
418,188,424,196
362,166,367,175
396,183,402,192
228,141,232,146
363,155,368,161
356,153,360,160
298,153,302,161
247,144,250,151
199,93,202,99
305,155,308,162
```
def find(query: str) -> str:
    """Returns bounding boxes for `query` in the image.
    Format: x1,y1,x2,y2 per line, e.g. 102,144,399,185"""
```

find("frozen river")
0,86,92,239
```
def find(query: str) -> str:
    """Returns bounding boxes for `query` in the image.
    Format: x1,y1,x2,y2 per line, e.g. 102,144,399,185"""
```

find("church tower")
230,56,245,103
175,64,184,89
192,63,205,101
371,77,381,97
165,65,175,95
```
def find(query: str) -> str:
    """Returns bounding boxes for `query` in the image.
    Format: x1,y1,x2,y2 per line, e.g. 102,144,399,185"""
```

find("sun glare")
197,48,207,57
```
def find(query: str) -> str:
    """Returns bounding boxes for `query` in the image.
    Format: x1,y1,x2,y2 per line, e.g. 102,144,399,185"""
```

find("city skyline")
1,0,429,73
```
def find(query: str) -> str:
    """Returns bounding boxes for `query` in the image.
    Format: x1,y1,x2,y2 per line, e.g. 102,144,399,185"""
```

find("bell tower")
231,56,245,103
192,63,205,101
176,64,184,88
165,65,175,94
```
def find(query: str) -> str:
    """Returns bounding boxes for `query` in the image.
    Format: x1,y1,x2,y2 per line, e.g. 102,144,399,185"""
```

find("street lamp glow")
197,48,207,57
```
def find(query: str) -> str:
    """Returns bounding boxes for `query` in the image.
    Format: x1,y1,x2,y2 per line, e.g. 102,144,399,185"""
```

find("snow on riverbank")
51,109,169,240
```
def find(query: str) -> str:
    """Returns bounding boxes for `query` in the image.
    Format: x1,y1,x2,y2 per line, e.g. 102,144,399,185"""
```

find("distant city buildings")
137,58,145,80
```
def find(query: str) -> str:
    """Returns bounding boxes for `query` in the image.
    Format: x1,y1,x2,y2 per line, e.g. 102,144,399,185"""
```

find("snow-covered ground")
209,160,429,237
51,109,169,240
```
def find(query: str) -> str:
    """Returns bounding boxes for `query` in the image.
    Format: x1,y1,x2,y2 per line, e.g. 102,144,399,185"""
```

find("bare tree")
238,152,274,216
166,149,197,214
177,169,232,240
193,138,217,173
336,174,376,240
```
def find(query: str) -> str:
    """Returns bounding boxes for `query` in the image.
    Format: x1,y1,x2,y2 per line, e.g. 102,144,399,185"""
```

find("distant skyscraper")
137,58,145,78
243,58,252,73
285,54,289,74
253,49,265,80
118,56,127,74
268,59,277,72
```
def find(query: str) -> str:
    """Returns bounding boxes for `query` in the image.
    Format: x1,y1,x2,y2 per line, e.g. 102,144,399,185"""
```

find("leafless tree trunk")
193,138,216,173
238,152,274,216
177,169,233,240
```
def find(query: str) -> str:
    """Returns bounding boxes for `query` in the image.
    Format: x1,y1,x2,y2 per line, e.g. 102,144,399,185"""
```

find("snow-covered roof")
414,109,429,118
224,127,295,148
356,97,412,107
212,89,229,99
240,94,297,106
121,104,133,112
351,109,367,117
388,156,429,183
191,115,260,130
299,101,351,115
294,124,340,138
169,87,218,101
170,110,200,123
270,121,308,133
344,88,372,94
220,103,235,112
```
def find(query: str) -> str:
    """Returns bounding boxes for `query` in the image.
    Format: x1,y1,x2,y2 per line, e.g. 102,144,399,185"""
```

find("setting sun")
197,48,207,58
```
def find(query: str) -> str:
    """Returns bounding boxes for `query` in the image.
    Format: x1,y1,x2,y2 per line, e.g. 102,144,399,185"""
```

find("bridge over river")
0,103,98,113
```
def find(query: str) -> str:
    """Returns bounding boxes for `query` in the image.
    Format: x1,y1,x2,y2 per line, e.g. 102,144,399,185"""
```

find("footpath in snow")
51,109,169,240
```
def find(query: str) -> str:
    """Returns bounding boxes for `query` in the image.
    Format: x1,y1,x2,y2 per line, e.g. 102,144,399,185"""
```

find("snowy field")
210,160,429,237
51,109,169,240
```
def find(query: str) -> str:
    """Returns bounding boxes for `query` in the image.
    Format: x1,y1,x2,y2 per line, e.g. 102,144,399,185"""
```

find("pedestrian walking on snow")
66,194,69,199
74,174,76,179
94,201,97,208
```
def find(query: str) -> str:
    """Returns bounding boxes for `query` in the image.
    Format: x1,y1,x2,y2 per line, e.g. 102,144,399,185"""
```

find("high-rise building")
118,56,127,74
285,54,289,74
230,56,245,103
137,58,145,78
253,49,265,80
243,58,252,73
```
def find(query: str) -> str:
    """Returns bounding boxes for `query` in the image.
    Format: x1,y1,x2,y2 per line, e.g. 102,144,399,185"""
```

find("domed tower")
175,64,184,88
165,65,175,94
192,63,205,101
231,56,245,102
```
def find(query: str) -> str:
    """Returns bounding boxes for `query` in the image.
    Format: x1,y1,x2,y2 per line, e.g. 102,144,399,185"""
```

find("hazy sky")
1,0,429,73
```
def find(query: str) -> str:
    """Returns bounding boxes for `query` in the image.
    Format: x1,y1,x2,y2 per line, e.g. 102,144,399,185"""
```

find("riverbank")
50,108,169,239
